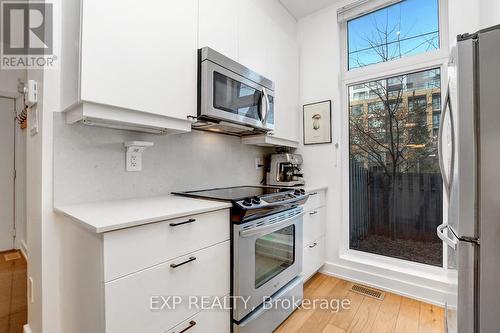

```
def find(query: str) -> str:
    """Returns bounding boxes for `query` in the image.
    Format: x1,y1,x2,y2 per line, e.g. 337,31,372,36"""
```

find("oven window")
213,72,261,121
255,225,295,289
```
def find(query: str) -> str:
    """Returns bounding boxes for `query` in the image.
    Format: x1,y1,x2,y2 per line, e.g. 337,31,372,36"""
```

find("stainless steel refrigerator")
437,24,500,333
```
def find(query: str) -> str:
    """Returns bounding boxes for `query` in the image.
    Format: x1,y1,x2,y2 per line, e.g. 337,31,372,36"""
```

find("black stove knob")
299,189,306,195
243,198,253,206
252,197,261,204
294,189,302,196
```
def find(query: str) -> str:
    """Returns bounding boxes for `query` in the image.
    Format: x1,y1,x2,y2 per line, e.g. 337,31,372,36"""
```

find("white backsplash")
53,113,271,206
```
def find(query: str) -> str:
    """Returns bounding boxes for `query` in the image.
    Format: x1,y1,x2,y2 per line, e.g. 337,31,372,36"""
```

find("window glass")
348,68,443,266
348,0,440,70
255,225,295,288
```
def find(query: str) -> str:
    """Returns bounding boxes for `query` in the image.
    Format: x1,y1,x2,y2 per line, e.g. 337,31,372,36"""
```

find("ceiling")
279,0,343,19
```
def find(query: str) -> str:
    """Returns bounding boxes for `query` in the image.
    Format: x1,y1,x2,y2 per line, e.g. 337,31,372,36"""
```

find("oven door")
200,60,275,131
233,208,303,322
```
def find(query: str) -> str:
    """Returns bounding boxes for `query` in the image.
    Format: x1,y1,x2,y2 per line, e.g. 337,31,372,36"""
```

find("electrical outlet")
126,148,142,172
255,157,264,170
124,141,154,172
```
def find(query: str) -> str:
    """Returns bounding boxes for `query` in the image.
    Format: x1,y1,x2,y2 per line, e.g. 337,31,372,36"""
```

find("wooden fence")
350,159,443,244
349,160,369,245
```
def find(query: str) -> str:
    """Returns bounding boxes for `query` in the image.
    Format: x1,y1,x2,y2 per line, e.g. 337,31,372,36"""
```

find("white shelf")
241,134,299,148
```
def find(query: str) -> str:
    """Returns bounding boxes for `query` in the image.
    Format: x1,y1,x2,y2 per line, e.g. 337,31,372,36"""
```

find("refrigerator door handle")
438,83,456,199
437,223,458,250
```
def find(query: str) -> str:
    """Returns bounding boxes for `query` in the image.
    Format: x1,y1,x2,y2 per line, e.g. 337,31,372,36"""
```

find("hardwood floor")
275,273,444,333
0,251,27,333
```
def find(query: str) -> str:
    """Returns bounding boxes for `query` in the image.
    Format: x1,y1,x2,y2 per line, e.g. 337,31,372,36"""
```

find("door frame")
0,94,19,251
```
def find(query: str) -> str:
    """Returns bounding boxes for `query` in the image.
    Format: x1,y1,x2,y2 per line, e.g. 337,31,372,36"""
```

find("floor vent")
351,284,385,301
4,251,21,261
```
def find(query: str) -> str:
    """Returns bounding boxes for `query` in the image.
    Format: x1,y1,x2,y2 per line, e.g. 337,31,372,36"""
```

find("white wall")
480,0,500,29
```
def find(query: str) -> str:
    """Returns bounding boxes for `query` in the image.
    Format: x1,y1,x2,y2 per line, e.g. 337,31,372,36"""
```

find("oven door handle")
239,212,304,238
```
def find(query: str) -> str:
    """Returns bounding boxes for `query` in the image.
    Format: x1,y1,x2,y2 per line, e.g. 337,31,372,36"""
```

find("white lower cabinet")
303,207,326,247
302,189,327,280
105,241,230,333
303,236,326,281
103,209,230,281
58,208,231,333
169,308,230,333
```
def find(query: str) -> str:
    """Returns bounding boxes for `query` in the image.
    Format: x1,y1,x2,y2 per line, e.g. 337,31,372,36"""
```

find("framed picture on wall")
303,100,332,145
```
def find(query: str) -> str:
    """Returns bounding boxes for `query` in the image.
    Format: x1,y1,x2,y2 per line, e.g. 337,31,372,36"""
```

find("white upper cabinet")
267,23,300,143
61,0,198,134
237,0,271,77
198,0,238,60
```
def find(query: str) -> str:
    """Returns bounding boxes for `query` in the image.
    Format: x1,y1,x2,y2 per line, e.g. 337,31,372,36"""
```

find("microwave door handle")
262,88,270,123
257,90,264,121
260,88,268,123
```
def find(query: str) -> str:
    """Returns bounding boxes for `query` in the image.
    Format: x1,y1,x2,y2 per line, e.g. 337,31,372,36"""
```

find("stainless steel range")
173,186,308,333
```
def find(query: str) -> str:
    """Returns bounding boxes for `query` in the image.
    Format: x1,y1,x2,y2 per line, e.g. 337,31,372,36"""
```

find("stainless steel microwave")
196,47,275,135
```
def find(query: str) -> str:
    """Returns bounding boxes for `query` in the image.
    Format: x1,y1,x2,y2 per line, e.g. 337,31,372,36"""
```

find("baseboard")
320,261,455,306
23,324,33,333
20,240,28,261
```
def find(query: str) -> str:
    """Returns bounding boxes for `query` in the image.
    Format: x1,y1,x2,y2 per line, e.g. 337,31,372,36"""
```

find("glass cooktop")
172,186,291,202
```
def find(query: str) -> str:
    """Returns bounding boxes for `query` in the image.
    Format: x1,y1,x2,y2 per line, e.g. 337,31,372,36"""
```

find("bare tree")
348,10,440,239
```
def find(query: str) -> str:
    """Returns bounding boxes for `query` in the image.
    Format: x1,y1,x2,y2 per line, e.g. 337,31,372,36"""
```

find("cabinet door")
237,0,270,76
303,207,326,247
267,23,300,142
199,0,238,60
105,241,230,333
303,236,325,281
170,308,230,333
80,0,198,121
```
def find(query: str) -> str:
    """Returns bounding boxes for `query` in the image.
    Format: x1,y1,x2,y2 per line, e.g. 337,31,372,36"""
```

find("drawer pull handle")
170,257,197,269
309,242,318,248
172,320,197,333
309,192,318,196
309,211,318,215
169,218,196,227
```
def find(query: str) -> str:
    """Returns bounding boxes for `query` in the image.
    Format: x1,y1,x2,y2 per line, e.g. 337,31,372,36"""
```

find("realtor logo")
1,1,57,69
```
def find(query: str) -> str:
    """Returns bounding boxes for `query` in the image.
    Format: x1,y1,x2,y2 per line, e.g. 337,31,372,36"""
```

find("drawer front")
303,190,326,212
303,207,325,246
103,209,229,281
302,236,325,281
105,241,230,333
169,308,230,333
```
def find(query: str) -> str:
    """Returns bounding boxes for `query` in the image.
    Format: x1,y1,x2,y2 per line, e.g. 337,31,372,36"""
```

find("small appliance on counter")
267,153,305,187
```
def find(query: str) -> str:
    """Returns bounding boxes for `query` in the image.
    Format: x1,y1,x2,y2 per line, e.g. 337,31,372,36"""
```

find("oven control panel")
236,189,307,208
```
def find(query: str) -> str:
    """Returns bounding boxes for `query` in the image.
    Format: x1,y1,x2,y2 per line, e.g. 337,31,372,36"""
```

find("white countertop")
55,195,232,234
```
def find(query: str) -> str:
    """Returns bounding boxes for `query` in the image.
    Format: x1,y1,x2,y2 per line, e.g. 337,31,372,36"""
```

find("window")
347,0,440,70
349,68,443,267
343,0,447,268
432,93,441,111
351,104,364,116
